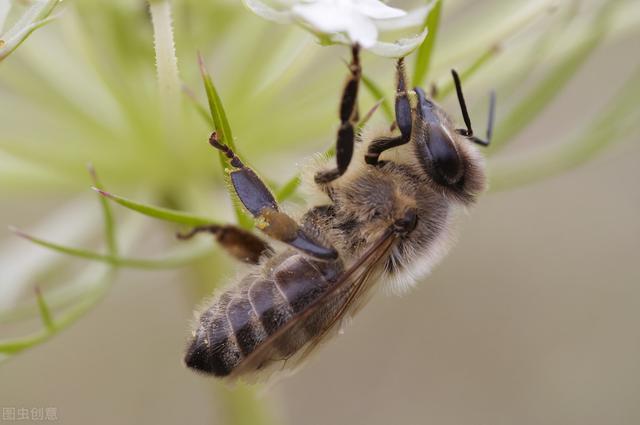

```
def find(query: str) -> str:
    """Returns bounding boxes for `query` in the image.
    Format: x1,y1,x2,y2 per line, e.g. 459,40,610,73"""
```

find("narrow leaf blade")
489,65,640,192
94,188,214,226
198,53,253,229
10,226,213,269
88,164,118,256
35,287,55,332
488,1,616,153
361,74,394,121
412,0,442,87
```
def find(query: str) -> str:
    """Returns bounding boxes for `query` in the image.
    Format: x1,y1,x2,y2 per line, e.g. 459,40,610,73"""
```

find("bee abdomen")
272,255,333,313
227,293,266,356
184,292,242,377
248,278,292,337
185,253,342,376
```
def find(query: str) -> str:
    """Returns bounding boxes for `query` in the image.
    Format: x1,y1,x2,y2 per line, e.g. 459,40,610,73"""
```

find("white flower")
291,0,405,48
243,0,433,57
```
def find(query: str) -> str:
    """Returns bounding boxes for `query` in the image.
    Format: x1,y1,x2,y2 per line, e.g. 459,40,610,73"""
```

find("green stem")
149,0,181,108
361,74,394,121
0,0,61,61
186,251,277,425
11,227,213,270
0,271,113,356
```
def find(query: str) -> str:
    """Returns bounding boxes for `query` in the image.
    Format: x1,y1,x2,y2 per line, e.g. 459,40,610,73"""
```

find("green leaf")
198,53,253,229
357,99,384,129
35,287,55,333
361,74,394,122
275,175,301,202
183,84,213,125
412,0,442,87
11,226,214,269
488,1,616,153
488,65,640,192
94,188,214,226
88,164,118,256
198,52,236,153
0,273,112,355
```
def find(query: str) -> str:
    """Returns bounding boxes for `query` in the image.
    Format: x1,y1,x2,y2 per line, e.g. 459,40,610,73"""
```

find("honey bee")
181,44,495,380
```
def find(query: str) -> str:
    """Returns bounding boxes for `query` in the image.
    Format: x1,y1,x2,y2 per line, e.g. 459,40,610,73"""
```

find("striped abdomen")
184,251,342,377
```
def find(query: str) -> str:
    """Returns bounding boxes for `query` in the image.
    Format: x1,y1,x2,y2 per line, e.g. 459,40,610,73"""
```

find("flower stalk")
0,0,61,62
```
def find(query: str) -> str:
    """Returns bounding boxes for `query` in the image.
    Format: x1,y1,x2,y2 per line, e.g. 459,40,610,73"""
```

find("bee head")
412,87,486,204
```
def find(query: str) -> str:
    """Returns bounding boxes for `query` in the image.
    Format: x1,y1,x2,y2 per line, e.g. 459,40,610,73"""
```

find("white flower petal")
346,11,379,47
375,4,434,31
246,0,425,56
0,1,11,34
367,26,429,57
292,2,353,33
354,0,406,19
242,0,293,24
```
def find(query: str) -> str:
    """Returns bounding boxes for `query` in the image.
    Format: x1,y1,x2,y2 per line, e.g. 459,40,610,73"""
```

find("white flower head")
243,0,433,57
292,0,405,48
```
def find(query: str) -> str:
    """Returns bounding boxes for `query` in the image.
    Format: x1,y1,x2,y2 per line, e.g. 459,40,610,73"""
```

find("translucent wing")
228,227,398,381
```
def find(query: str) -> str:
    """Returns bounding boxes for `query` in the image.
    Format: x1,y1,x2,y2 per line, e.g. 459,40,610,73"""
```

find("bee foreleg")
365,58,412,165
177,224,273,264
314,44,361,184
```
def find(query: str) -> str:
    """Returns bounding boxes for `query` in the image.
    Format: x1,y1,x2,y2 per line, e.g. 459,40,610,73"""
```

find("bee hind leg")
177,224,272,264
314,44,361,184
208,133,338,260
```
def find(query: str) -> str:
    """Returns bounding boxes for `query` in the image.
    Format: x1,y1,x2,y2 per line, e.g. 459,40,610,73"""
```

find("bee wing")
229,227,398,381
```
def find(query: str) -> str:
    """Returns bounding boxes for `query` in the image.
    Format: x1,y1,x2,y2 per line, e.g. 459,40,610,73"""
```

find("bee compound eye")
420,125,464,186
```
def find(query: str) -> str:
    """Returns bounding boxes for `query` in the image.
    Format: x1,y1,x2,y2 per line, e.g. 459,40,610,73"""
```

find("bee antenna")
468,91,496,147
485,90,496,143
453,70,496,147
451,69,473,137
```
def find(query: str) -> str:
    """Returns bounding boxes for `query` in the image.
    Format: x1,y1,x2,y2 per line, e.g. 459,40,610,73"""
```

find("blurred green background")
0,0,639,424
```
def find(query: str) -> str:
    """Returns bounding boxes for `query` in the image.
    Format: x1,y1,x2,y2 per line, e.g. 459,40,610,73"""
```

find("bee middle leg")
209,133,338,260
177,224,272,264
314,44,361,184
365,58,413,166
